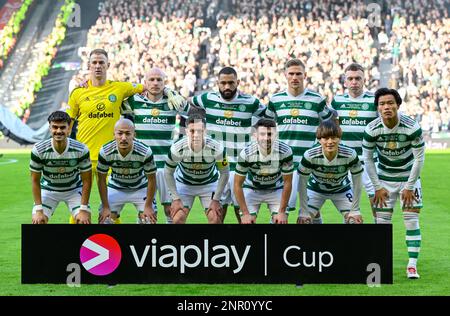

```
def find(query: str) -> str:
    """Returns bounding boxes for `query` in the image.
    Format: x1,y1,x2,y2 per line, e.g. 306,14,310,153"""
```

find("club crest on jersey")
291,109,299,117
132,162,140,168
398,135,407,142
96,103,106,111
221,159,228,167
362,103,369,110
69,160,77,167
151,108,160,117
349,110,358,118
304,102,312,110
238,104,246,112
108,94,117,102
260,168,270,176
387,141,397,150
224,110,234,118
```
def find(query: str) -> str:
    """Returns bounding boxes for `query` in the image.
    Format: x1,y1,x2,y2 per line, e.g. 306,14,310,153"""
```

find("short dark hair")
187,105,206,117
48,111,71,125
285,58,305,71
374,88,402,107
316,120,342,139
186,113,206,126
254,118,277,129
344,63,365,73
218,67,237,77
89,48,108,59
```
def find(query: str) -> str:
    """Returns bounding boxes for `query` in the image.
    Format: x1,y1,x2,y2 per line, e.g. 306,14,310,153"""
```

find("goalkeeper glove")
164,87,185,111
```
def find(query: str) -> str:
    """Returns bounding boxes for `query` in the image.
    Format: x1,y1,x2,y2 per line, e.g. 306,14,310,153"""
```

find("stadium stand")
0,0,448,138
0,0,33,70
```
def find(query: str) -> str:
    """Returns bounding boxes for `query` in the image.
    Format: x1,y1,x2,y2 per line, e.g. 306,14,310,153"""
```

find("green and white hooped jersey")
267,89,333,167
190,91,266,171
298,144,363,194
97,140,157,190
165,136,227,186
236,140,294,190
362,113,424,182
122,94,179,169
30,138,91,192
330,91,377,160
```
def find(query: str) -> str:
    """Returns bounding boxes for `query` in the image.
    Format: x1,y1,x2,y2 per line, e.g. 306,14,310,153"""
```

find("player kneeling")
298,120,363,224
97,119,157,224
30,111,92,224
234,119,294,224
164,114,229,224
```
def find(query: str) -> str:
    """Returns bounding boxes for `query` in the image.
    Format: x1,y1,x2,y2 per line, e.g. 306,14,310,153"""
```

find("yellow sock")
113,218,121,224
69,215,76,224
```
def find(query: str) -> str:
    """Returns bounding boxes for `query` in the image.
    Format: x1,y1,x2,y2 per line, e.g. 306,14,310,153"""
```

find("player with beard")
234,119,294,224
183,67,267,223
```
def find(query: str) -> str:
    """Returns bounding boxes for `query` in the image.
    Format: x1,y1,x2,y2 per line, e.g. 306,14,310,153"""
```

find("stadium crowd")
6,0,76,120
384,0,450,134
68,0,448,132
82,0,210,97
0,0,33,70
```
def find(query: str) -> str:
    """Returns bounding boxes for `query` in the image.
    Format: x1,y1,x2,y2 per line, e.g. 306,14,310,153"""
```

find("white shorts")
361,167,375,197
306,188,356,216
243,188,284,216
288,170,299,210
156,168,171,205
34,188,88,219
348,167,375,197
221,171,237,206
177,181,217,210
376,179,423,211
99,187,157,215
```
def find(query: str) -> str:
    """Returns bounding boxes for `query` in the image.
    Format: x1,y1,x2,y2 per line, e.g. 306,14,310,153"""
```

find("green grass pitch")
0,150,449,296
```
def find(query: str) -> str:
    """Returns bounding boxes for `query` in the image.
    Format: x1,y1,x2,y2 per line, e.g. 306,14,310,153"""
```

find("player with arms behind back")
330,63,378,220
266,58,333,222
187,67,267,223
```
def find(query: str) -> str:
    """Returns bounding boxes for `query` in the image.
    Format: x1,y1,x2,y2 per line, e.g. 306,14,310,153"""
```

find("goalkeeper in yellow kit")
66,48,185,223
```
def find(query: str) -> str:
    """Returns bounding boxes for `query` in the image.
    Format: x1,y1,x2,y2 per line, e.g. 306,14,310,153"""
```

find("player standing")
330,63,378,219
266,58,333,222
187,67,266,223
121,67,186,224
363,88,425,279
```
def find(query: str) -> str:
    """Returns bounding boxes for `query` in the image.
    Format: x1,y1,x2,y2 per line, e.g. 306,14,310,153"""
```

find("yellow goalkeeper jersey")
67,80,143,161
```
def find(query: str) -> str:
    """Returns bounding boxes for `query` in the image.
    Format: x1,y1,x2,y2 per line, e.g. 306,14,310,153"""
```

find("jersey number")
414,188,422,200
346,193,353,203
